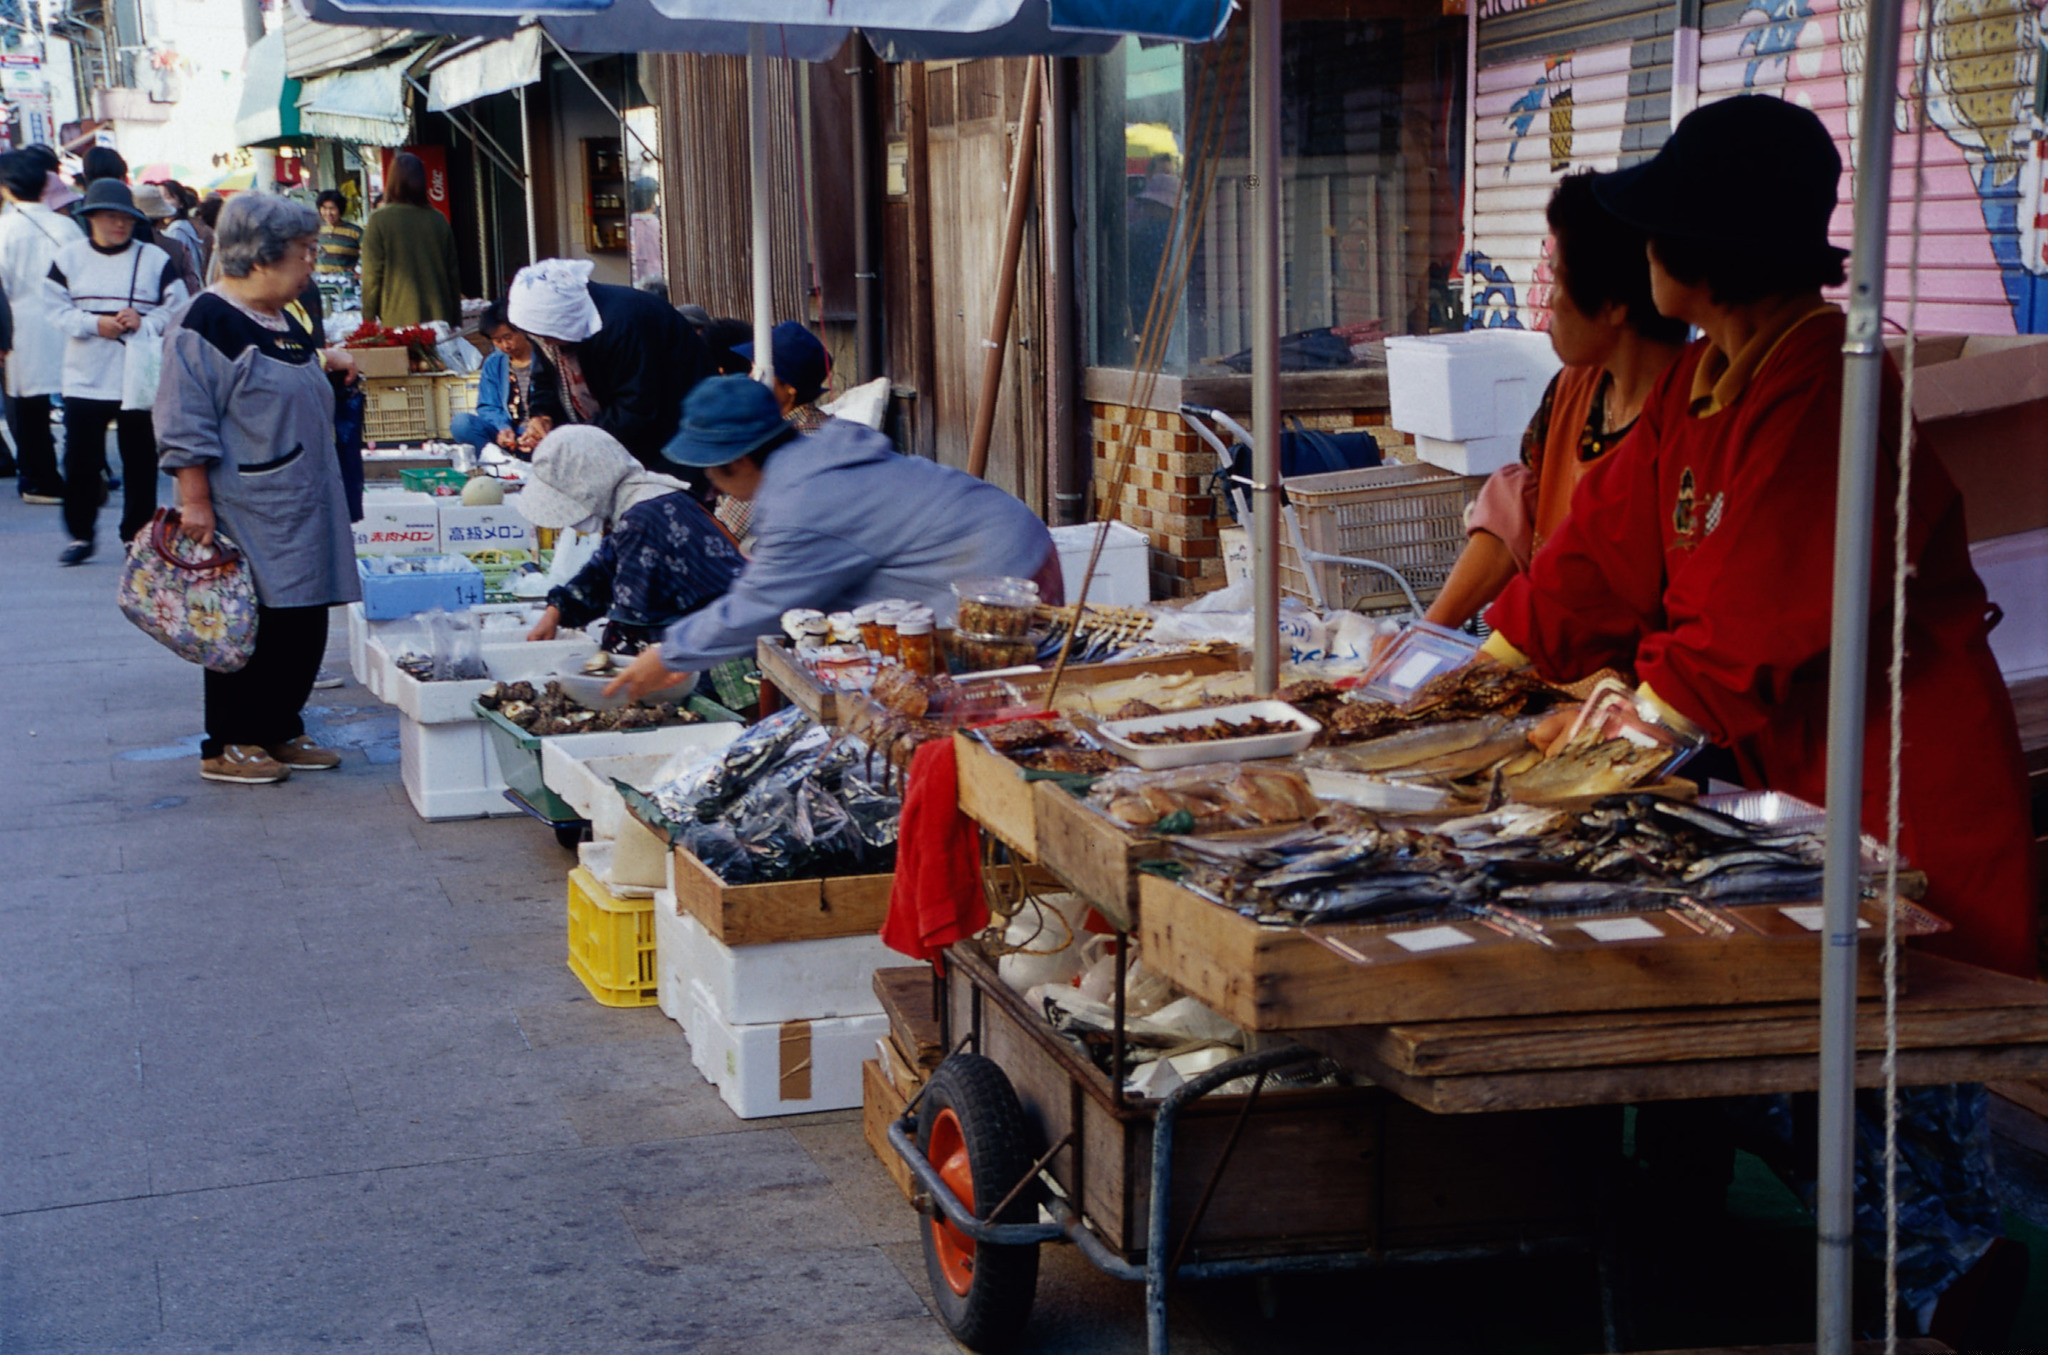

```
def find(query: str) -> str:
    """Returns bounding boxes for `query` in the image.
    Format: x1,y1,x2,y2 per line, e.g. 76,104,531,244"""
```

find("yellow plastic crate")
434,371,482,434
362,376,438,445
566,865,659,1007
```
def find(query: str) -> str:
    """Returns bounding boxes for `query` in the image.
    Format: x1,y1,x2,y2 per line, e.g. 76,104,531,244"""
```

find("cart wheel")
554,823,586,851
917,1053,1041,1351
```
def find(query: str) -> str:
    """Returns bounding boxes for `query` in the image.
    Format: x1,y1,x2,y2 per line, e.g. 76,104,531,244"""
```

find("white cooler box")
540,723,742,840
685,977,886,1120
651,890,891,1027
1049,521,1151,606
1385,331,1560,476
400,717,518,821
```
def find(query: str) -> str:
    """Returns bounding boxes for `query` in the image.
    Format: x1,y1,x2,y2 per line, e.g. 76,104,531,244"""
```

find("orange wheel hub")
927,1106,978,1296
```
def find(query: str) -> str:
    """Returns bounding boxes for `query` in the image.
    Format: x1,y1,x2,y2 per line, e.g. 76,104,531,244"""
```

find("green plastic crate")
475,695,746,824
400,466,468,495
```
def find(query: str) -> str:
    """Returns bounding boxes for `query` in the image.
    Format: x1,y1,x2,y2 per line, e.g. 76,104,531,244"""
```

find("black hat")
1594,96,1846,258
77,177,148,223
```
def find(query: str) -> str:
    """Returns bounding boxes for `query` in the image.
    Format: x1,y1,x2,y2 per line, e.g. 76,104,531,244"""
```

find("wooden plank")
954,731,1040,855
880,1032,924,1101
1138,875,1890,1031
670,846,894,946
1032,779,1169,932
873,965,942,1070
755,636,836,724
860,1058,918,1204
1317,1039,2048,1115
1990,1080,2048,1163
1351,952,2048,1076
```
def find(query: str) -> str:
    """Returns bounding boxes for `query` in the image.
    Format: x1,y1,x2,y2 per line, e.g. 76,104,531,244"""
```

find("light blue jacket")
472,350,513,436
659,418,1055,669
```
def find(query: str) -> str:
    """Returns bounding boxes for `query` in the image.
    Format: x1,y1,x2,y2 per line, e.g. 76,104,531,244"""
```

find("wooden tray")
1030,777,1168,932
669,845,893,946
756,636,839,723
1137,874,1904,1031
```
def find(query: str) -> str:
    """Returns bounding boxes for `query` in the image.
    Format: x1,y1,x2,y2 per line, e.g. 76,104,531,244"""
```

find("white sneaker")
312,669,344,689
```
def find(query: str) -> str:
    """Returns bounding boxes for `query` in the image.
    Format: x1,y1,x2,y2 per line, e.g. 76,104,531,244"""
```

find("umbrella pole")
1817,0,1907,1346
1249,0,1281,695
748,24,777,388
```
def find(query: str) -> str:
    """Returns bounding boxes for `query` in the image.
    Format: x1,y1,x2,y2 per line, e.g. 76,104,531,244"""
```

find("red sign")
381,145,452,224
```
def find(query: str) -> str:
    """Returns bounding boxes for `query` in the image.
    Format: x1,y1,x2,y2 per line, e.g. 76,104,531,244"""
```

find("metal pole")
965,56,1044,482
798,59,824,330
517,84,538,264
849,42,882,383
747,25,776,388
1817,0,1906,1347
1461,0,1478,322
1045,57,1082,525
1249,0,1282,693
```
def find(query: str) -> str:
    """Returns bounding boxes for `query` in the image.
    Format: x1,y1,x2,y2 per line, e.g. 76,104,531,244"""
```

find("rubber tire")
916,1052,1041,1352
554,823,587,851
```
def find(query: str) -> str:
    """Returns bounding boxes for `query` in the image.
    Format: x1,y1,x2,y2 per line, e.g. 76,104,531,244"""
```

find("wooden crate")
756,636,838,723
669,846,894,946
954,731,1040,855
874,965,943,1071
941,943,1609,1260
1029,778,1168,932
1137,875,1893,1032
880,1031,925,1101
861,1058,918,1204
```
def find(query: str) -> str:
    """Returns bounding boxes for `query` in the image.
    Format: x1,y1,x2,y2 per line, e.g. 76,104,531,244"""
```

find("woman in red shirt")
1481,95,2033,1343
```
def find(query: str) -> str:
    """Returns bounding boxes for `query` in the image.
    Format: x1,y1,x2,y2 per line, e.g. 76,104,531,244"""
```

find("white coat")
0,201,74,398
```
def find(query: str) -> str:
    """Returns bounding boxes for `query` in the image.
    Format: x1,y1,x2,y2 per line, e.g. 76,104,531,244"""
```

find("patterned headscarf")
507,259,602,342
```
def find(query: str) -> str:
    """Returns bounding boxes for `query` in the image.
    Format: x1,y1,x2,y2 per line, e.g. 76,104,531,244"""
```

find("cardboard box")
1899,334,2048,542
354,491,443,556
439,501,538,555
351,345,412,379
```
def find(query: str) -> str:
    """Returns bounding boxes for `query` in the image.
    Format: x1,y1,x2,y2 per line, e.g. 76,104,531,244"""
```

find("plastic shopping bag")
116,508,259,672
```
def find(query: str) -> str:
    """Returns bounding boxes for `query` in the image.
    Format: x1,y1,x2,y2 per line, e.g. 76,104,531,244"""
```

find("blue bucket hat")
660,375,792,469
736,320,830,405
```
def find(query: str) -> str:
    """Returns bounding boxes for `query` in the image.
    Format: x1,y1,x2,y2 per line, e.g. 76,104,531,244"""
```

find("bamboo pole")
965,56,1044,481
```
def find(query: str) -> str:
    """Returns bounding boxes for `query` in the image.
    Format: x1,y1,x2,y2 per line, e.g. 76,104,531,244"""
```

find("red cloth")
881,737,989,962
1487,311,2037,978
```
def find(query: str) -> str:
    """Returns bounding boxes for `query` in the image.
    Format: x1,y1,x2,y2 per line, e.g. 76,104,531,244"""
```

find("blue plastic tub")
357,555,487,620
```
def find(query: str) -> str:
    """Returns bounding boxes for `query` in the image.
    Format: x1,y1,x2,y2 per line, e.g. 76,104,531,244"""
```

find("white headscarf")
513,425,688,531
507,258,602,342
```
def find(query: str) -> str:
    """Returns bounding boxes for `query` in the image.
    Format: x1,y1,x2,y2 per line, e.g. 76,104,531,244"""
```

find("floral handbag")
116,508,259,672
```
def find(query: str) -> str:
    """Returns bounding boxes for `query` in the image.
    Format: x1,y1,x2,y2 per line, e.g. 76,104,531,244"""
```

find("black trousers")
202,605,329,759
62,398,156,545
9,393,60,498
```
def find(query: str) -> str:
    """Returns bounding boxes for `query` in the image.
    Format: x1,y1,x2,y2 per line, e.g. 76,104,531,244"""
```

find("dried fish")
1311,716,1505,772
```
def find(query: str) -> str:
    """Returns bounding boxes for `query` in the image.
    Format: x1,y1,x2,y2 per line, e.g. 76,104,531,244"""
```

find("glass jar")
951,576,1041,640
853,602,886,654
896,610,937,677
875,606,907,664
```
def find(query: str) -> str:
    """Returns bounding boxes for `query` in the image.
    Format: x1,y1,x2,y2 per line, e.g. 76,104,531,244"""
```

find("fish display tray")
1097,700,1321,770
1136,875,1939,1032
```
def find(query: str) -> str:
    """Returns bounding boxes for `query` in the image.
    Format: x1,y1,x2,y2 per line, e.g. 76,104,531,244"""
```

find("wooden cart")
886,941,1619,1355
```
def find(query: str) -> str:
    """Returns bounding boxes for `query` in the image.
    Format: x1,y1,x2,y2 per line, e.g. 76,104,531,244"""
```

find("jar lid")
896,615,934,637
951,576,1040,607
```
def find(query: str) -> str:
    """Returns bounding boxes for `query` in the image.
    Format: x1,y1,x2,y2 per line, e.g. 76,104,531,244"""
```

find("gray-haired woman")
155,193,364,786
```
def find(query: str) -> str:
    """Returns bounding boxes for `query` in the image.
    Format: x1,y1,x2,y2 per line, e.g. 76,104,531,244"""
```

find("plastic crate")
567,865,658,1006
401,466,469,496
363,376,438,445
435,371,482,433
1278,462,1486,615
356,555,487,620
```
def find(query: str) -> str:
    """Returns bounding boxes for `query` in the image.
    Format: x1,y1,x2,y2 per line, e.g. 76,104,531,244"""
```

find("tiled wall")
1088,403,1411,598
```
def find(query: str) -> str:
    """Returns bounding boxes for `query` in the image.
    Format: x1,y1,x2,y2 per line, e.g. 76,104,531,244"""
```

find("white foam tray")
1097,699,1322,770
538,723,741,833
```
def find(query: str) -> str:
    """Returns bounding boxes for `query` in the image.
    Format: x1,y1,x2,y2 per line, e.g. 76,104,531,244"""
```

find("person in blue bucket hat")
604,374,1060,699
735,319,831,433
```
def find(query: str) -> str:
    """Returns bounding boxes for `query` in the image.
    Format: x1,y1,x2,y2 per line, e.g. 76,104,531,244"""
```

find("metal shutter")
1698,0,2043,334
1469,0,1678,330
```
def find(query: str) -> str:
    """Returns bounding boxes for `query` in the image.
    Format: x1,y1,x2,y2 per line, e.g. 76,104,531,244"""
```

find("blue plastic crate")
357,555,487,620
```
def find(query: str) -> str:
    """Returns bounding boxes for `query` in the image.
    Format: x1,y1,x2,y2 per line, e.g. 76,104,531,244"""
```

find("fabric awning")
427,29,543,111
297,56,412,145
234,30,304,147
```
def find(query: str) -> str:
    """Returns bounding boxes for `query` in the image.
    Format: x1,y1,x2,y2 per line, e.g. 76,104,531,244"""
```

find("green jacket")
359,203,460,327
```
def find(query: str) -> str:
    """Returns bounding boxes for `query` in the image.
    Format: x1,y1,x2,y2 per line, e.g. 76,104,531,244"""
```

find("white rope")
1883,15,1933,1349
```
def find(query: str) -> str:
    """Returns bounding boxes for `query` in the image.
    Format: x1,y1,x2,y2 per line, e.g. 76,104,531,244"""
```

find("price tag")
1388,925,1473,954
1778,905,1870,933
1577,916,1664,943
1391,651,1441,691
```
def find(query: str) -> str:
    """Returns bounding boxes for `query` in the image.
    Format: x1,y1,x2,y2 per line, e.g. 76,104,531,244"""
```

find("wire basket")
1278,462,1486,615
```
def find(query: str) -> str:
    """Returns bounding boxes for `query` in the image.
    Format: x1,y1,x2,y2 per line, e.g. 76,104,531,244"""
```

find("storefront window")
1083,5,1468,376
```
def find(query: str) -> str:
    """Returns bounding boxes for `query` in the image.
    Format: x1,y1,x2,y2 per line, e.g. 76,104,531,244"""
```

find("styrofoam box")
388,638,597,725
400,715,519,820
662,896,892,1026
440,501,538,555
653,887,691,1025
685,977,887,1119
539,723,741,835
1413,431,1523,477
1384,331,1561,445
1050,520,1151,607
345,603,371,686
363,635,397,703
355,490,444,557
